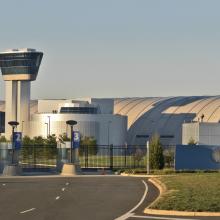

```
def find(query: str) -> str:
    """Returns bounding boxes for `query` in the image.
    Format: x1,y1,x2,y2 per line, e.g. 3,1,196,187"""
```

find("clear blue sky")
0,0,220,99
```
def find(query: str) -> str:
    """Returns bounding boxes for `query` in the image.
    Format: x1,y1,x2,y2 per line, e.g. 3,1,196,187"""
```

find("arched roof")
114,96,220,145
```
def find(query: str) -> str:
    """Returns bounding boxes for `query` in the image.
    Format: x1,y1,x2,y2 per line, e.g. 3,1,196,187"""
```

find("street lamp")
66,120,77,163
8,121,19,164
21,121,24,133
47,116,51,136
107,120,112,146
45,122,49,137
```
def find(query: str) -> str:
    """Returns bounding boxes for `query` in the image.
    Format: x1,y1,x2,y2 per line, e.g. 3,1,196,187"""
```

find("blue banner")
72,131,80,148
13,132,22,149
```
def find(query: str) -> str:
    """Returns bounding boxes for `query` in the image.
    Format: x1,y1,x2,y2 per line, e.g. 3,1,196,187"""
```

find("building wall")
182,122,220,145
175,145,220,170
30,113,127,145
182,123,199,144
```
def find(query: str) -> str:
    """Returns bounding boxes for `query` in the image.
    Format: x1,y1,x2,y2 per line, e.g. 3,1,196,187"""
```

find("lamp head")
8,121,19,128
66,120,77,126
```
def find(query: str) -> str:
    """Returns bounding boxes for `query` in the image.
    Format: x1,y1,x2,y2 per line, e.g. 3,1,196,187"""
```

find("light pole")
107,120,112,146
47,116,51,137
66,120,77,163
146,141,150,174
21,121,24,133
45,123,49,137
8,121,19,164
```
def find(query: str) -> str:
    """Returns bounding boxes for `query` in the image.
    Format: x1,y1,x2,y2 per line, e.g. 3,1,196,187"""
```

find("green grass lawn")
150,173,220,212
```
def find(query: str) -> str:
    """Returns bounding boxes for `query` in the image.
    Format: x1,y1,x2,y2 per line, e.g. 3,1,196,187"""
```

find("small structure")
182,122,220,146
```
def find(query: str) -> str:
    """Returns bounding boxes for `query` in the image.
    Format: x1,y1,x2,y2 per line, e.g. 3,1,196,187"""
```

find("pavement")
0,175,219,220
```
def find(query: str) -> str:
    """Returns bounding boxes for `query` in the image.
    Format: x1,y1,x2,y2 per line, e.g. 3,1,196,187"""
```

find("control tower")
0,48,43,138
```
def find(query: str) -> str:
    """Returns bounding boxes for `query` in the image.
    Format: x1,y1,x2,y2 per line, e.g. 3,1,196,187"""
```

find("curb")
120,173,172,178
144,209,220,217
145,177,220,217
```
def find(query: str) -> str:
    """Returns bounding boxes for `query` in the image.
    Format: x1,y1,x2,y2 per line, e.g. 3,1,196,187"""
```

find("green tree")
163,148,175,168
0,135,8,142
188,137,197,145
80,136,97,156
22,135,34,145
32,136,45,145
133,146,145,166
149,134,164,170
60,133,70,141
44,134,57,145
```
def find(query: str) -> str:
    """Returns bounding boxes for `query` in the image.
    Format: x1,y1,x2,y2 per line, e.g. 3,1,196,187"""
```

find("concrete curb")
120,173,172,178
145,177,220,217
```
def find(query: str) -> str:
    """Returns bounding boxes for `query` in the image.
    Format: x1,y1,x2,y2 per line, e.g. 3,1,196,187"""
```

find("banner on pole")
72,131,80,148
13,132,22,149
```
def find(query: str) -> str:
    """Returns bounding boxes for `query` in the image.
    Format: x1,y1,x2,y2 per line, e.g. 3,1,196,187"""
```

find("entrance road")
0,176,218,220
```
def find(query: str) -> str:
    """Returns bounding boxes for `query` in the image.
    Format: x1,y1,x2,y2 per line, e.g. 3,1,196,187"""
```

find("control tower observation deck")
0,48,43,138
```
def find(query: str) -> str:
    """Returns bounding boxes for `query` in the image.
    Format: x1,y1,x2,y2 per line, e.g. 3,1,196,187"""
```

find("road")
0,176,219,220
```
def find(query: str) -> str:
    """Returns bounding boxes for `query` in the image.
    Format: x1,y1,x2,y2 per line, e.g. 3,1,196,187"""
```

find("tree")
188,137,197,145
133,146,145,166
149,134,164,170
0,135,8,142
22,135,34,145
80,136,97,156
60,133,70,141
32,136,45,145
44,134,57,145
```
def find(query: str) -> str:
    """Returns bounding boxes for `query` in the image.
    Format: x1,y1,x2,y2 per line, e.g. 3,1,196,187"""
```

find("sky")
0,0,220,99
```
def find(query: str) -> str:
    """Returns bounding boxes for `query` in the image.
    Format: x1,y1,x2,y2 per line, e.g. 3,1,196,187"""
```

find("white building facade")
29,99,127,146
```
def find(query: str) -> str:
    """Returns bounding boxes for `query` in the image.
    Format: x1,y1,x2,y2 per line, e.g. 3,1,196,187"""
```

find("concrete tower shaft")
0,48,43,138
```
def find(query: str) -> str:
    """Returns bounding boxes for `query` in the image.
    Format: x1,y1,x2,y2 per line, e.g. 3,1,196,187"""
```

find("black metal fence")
0,144,175,173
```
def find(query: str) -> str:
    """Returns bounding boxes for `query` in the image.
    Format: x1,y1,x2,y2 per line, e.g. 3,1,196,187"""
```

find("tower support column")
17,81,31,136
5,81,17,139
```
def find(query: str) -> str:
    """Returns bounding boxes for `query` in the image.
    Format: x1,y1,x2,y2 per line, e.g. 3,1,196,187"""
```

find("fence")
0,144,175,173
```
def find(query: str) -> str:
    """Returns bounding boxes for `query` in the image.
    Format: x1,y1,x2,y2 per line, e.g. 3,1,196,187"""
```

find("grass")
151,173,220,212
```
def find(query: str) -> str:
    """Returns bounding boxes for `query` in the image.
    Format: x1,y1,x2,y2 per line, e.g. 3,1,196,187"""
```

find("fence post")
85,145,88,168
34,146,37,169
124,143,127,168
146,141,150,174
110,144,113,170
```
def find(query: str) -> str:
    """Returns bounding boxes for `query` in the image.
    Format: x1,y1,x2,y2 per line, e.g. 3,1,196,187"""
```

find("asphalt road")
0,176,219,220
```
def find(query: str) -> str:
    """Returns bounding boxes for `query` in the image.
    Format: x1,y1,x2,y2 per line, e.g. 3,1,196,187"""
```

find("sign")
72,131,80,148
13,132,22,149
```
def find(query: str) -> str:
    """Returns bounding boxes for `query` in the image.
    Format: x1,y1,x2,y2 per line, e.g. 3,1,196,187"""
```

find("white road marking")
55,196,60,200
2,184,6,186
65,182,69,186
20,208,36,214
62,187,66,192
132,215,198,220
114,180,148,220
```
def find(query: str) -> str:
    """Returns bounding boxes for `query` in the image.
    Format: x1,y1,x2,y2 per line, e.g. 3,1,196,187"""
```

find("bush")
22,135,57,146
149,134,164,169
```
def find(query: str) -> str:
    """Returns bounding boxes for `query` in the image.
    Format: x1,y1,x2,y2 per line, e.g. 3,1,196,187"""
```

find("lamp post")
21,121,24,133
107,120,112,146
47,116,51,136
66,120,77,163
146,141,150,175
8,121,19,164
45,122,49,137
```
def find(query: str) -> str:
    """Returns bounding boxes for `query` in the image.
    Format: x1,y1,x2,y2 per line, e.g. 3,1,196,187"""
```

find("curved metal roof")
114,96,220,145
